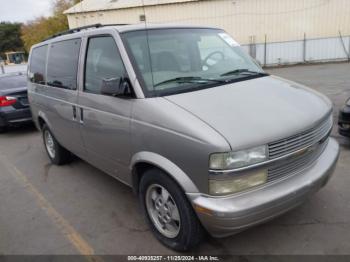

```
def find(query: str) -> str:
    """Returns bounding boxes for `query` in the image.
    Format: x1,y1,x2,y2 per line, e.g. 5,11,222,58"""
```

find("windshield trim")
120,28,267,98
148,74,268,97
120,30,151,97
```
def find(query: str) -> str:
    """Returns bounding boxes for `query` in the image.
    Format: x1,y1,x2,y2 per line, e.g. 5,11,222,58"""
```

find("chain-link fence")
242,34,350,67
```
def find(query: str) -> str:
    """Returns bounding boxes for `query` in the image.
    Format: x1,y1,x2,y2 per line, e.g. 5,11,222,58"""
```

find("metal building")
65,0,350,66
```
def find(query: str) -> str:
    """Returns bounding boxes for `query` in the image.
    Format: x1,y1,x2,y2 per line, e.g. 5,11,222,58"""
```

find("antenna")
80,0,86,26
140,0,156,94
72,0,76,28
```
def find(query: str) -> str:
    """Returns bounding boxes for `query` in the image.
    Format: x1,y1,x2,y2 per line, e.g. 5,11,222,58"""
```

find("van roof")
33,23,220,48
114,23,219,32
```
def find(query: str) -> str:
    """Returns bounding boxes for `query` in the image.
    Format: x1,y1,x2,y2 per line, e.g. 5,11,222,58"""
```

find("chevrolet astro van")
28,24,340,251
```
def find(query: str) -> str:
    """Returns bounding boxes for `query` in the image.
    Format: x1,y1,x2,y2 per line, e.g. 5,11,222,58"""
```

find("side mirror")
101,77,132,97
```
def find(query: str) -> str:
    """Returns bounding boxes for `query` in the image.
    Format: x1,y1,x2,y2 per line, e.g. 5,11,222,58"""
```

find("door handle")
79,108,84,124
72,105,77,120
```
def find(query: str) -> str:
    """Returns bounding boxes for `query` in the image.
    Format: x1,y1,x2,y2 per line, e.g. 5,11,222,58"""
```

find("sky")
0,0,53,23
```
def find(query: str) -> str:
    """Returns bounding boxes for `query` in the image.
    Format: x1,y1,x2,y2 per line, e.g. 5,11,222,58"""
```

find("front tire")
139,168,204,251
42,124,71,165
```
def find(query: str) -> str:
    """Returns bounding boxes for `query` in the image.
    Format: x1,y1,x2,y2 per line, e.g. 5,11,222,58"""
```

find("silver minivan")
28,24,340,251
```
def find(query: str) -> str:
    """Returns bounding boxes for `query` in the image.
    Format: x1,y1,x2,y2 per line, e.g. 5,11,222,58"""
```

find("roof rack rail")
101,23,130,27
43,23,102,41
43,23,130,41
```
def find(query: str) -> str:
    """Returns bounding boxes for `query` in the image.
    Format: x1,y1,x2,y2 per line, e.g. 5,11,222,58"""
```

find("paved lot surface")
0,62,349,255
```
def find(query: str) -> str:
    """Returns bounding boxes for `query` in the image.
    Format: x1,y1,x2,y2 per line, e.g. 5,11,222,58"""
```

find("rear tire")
139,168,204,251
0,126,6,133
42,124,71,165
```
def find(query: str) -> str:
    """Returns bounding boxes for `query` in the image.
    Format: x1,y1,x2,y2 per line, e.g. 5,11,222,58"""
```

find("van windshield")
122,28,266,97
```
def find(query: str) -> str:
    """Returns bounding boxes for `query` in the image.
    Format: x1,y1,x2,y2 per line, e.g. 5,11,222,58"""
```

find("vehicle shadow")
0,123,38,137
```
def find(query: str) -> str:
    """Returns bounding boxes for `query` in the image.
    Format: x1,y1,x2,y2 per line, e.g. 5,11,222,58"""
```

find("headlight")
209,145,267,170
209,168,267,195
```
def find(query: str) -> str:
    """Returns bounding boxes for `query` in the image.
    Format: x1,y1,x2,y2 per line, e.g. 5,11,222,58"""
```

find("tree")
21,0,80,52
0,22,23,59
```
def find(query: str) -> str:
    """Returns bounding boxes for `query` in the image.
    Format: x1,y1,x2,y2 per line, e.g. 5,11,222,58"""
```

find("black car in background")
0,72,32,132
338,97,350,137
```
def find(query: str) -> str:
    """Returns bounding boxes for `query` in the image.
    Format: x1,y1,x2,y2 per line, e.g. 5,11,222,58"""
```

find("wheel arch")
37,111,51,131
130,152,199,195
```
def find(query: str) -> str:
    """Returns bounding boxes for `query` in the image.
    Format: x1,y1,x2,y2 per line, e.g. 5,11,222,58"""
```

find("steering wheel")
203,51,225,68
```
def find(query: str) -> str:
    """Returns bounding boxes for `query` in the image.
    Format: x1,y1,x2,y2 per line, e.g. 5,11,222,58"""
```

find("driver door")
77,35,133,184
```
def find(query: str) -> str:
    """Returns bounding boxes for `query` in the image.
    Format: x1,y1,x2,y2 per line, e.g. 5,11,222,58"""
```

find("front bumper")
338,107,350,137
187,138,339,238
0,107,32,127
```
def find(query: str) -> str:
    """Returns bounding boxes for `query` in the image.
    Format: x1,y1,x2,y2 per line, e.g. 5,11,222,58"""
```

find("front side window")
29,45,48,84
47,39,81,90
122,29,265,97
84,36,127,95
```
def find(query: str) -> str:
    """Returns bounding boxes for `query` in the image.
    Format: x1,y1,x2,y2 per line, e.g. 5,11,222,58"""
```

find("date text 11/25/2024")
127,256,220,261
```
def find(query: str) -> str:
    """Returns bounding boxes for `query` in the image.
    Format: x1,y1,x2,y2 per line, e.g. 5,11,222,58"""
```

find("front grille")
265,113,333,183
267,139,328,183
268,114,332,159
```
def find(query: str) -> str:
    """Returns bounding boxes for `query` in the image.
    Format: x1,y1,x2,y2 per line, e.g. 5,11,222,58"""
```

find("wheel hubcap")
44,130,56,159
146,184,181,238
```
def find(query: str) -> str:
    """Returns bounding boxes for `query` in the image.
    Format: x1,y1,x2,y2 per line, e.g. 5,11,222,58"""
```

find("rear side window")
47,39,81,90
84,36,126,95
29,45,48,84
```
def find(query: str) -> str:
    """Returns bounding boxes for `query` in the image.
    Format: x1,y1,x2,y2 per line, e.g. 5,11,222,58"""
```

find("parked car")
0,72,32,132
338,97,350,137
27,24,340,251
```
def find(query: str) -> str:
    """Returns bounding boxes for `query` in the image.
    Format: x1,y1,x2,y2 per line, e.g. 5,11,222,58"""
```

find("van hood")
164,75,332,150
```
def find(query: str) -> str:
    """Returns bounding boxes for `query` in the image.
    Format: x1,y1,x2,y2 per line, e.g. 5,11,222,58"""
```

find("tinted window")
47,39,81,90
84,36,126,94
29,45,48,84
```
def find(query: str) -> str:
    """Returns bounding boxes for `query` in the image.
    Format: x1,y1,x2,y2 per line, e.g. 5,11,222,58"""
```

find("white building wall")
67,0,350,44
66,0,350,66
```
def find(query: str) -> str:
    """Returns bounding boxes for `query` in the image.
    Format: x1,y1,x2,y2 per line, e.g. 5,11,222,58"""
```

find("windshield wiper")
154,76,225,87
220,69,267,77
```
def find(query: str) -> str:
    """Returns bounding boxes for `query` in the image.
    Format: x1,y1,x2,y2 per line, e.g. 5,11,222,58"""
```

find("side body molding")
130,151,200,193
